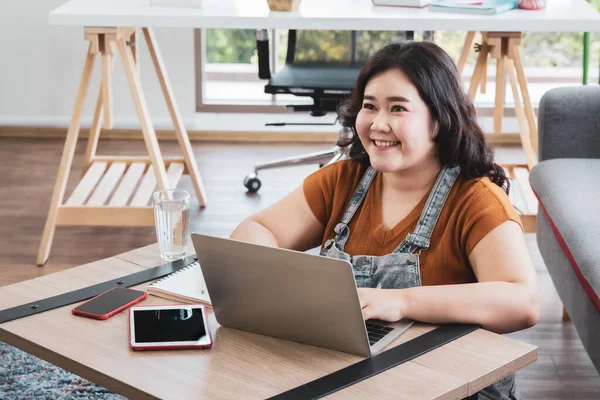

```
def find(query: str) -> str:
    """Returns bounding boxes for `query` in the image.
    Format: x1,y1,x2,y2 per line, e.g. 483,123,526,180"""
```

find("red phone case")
128,304,213,351
72,287,148,320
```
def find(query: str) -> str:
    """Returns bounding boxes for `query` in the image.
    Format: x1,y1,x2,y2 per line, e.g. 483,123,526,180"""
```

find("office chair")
242,29,362,192
244,30,430,193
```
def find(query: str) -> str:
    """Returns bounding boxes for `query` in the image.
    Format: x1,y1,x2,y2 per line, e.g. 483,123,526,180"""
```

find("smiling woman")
230,41,539,400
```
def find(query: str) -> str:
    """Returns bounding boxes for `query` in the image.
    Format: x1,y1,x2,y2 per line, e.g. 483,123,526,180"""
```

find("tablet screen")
132,307,207,343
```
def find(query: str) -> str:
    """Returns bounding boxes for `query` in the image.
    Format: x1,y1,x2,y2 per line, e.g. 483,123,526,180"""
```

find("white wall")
0,0,196,129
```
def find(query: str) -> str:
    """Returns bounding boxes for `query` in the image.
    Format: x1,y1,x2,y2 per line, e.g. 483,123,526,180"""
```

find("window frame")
195,29,599,114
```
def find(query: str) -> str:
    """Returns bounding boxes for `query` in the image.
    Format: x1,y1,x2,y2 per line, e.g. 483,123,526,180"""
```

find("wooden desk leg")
115,38,170,191
37,43,97,266
82,87,104,177
129,29,140,71
506,59,538,170
494,55,506,135
101,37,114,130
457,31,476,75
459,32,487,94
143,27,208,207
468,43,489,99
512,45,538,155
83,44,115,177
480,56,487,94
485,34,504,135
506,36,538,169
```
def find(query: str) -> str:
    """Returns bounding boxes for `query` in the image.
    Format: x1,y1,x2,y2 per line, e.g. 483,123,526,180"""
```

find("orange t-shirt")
303,160,522,286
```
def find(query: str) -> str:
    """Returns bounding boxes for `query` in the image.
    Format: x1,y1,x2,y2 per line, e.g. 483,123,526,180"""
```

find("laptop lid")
191,233,372,357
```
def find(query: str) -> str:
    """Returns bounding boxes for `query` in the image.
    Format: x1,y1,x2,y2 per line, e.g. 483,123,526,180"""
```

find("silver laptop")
191,233,413,357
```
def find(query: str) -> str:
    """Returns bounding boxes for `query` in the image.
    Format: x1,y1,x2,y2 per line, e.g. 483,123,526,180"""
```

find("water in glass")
153,190,190,261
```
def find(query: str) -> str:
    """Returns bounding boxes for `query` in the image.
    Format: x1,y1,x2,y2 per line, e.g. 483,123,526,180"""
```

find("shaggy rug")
0,341,125,400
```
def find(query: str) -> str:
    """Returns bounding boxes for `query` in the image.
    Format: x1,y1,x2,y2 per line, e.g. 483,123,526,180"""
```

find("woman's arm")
230,186,325,252
359,220,540,334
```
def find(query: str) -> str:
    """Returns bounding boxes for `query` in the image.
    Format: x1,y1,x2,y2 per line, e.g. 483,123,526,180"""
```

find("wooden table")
1,244,538,399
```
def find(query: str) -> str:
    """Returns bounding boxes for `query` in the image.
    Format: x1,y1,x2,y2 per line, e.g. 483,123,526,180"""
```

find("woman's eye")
391,105,406,112
362,102,375,110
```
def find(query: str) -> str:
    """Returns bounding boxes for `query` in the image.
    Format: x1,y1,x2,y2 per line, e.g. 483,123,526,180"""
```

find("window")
200,28,599,110
205,29,257,64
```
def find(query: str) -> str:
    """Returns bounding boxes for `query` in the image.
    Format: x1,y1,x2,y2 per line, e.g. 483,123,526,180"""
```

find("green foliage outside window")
205,27,600,71
292,31,352,62
205,29,257,64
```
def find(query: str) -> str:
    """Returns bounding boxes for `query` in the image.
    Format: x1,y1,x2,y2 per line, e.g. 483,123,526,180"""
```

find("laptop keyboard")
366,321,394,346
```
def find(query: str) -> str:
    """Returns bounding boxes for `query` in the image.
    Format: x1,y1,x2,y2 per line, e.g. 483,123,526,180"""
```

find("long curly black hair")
337,41,509,194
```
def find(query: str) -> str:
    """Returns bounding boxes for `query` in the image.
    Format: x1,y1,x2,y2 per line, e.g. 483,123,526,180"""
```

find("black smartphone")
72,287,148,320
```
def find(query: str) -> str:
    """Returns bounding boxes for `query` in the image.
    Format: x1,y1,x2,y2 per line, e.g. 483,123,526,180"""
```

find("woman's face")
355,68,438,174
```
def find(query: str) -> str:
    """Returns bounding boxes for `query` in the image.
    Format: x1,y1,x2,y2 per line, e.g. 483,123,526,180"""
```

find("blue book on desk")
429,0,519,15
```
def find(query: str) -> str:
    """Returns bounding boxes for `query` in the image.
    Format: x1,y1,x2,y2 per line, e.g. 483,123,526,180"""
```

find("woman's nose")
371,114,392,133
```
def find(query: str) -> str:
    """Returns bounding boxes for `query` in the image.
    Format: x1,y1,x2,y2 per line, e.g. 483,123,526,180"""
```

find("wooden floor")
0,137,598,398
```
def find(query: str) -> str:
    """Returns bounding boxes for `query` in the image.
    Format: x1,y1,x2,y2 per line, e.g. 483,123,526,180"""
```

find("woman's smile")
371,139,401,150
372,139,401,151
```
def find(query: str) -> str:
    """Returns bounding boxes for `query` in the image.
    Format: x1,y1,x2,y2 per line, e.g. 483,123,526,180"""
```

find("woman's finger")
357,288,367,308
361,305,374,320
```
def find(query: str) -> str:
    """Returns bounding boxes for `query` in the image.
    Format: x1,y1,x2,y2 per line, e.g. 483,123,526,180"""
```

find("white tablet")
129,304,212,351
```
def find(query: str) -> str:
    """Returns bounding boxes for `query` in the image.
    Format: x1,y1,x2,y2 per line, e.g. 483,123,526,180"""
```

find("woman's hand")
357,288,407,322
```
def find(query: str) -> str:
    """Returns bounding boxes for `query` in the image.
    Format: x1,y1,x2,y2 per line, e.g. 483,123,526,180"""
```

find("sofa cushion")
529,159,600,313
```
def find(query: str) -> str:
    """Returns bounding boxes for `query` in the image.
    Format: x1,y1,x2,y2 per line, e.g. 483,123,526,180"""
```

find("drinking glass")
152,189,191,261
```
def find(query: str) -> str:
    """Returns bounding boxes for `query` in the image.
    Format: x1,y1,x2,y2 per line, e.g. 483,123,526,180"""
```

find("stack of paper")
372,0,430,8
429,0,520,15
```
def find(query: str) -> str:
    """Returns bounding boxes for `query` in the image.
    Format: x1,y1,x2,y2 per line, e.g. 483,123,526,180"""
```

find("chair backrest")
284,30,411,66
257,29,415,79
538,86,600,161
286,30,356,65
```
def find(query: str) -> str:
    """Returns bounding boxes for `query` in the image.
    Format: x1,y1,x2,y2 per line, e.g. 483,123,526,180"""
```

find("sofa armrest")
538,86,600,161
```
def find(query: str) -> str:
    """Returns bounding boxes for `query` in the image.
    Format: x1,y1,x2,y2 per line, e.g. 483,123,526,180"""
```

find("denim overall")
319,165,521,400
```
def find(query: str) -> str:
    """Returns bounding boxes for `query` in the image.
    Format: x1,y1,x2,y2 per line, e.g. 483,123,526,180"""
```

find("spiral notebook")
147,261,212,307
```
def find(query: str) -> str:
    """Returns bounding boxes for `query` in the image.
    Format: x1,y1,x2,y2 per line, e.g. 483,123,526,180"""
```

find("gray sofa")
529,86,600,373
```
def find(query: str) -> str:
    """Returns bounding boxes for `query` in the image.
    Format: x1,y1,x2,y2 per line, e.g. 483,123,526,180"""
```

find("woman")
231,41,539,399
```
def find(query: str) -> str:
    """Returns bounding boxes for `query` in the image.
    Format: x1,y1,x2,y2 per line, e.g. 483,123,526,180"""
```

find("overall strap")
395,166,461,254
340,166,377,226
331,166,377,248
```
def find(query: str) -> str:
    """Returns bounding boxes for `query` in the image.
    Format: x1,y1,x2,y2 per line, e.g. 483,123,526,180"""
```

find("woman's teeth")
373,140,400,147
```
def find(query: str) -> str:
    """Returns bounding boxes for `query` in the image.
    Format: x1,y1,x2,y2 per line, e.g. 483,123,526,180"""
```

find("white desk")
49,0,600,32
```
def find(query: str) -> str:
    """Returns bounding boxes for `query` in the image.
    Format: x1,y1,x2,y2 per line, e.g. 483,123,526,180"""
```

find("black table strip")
268,323,481,400
0,255,197,324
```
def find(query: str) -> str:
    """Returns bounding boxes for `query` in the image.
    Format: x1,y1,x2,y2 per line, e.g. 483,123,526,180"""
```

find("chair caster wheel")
244,174,261,193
